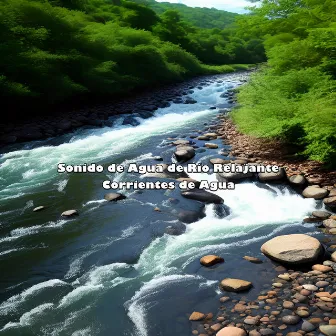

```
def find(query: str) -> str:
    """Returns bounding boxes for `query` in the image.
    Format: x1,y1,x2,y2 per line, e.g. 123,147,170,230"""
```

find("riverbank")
0,68,253,148
185,97,336,336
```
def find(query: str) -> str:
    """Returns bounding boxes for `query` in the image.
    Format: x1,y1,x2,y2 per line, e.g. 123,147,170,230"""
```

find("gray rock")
312,210,331,219
301,321,316,332
181,189,224,204
282,315,301,325
104,193,126,202
302,186,329,199
61,209,78,217
258,168,286,182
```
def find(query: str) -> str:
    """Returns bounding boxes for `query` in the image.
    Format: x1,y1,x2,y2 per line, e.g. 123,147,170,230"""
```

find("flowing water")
0,73,320,336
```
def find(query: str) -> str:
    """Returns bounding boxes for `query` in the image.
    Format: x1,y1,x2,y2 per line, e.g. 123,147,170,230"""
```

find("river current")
0,73,320,336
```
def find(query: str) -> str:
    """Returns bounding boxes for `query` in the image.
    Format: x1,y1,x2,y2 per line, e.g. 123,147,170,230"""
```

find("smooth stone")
204,143,219,149
282,315,301,325
289,175,307,186
200,255,224,267
244,256,263,264
259,328,275,335
216,327,247,336
283,301,294,309
323,219,336,228
301,321,316,332
320,325,336,336
258,168,286,182
261,234,323,264
312,211,331,219
220,278,252,292
181,189,224,204
302,186,329,199
189,312,206,321
104,193,126,201
61,209,78,217
303,284,318,291
324,196,336,209
331,251,336,262
312,264,332,272
33,206,45,212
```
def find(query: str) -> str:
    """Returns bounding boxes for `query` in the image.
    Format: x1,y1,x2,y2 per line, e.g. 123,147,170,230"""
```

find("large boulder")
261,234,323,265
181,189,224,204
258,168,286,183
220,278,252,292
302,186,329,199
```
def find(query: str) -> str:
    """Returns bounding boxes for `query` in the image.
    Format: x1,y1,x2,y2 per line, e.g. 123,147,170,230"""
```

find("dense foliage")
0,0,262,116
232,0,336,166
134,0,237,29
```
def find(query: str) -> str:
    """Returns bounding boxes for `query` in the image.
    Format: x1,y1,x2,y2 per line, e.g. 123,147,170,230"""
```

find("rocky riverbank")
182,91,336,336
0,72,250,148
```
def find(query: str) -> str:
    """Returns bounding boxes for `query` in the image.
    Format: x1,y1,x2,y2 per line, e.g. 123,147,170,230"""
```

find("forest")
0,0,263,114
233,0,336,167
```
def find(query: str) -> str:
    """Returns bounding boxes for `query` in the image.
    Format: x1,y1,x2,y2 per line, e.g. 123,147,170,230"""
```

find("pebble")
283,301,294,309
312,264,332,272
319,325,336,336
301,321,316,332
303,284,318,291
296,310,310,317
259,328,275,335
282,315,301,325
61,209,78,217
316,281,330,287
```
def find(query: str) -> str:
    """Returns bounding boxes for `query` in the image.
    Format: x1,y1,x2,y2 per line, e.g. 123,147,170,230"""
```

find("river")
0,72,319,336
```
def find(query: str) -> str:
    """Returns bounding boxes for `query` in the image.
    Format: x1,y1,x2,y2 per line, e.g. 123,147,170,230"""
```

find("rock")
178,209,204,224
244,317,260,325
220,278,252,292
312,211,331,219
287,333,302,336
288,175,307,186
312,264,332,272
104,193,126,201
211,324,223,332
302,284,318,291
200,255,224,267
249,331,261,336
184,97,197,104
324,196,336,209
174,146,196,162
258,168,286,182
204,143,218,149
189,312,206,321
181,189,224,204
283,301,294,309
301,321,316,332
216,327,247,336
259,329,275,335
296,310,310,318
243,256,263,264
122,116,140,126
316,280,329,287
204,133,218,140
198,135,210,140
61,209,78,217
319,325,336,336
282,315,301,325
302,186,329,199
331,251,336,262
323,219,336,228
260,234,323,265
33,206,45,212
173,139,191,146
165,225,185,236
145,164,188,180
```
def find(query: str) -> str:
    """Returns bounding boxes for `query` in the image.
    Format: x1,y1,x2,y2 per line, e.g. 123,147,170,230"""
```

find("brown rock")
104,193,126,201
243,256,263,264
200,255,224,267
324,196,336,209
216,327,247,336
312,264,332,272
220,278,252,292
61,209,78,217
261,234,323,264
189,312,206,321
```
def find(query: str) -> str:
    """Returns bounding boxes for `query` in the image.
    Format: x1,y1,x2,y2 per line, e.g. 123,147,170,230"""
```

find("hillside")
133,0,238,29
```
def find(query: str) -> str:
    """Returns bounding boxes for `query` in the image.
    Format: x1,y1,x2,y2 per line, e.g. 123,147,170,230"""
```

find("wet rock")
243,256,263,264
331,251,336,262
189,312,206,321
312,211,331,219
204,133,218,140
200,255,224,267
174,146,195,162
259,328,275,335
249,330,261,336
210,158,230,165
165,225,185,236
283,301,294,309
302,284,318,291
323,219,336,228
173,139,191,146
244,317,260,325
61,209,78,217
282,315,301,325
122,116,140,126
319,325,336,336
177,209,205,224
145,164,188,180
324,196,336,209
204,143,219,149
216,326,247,336
181,189,224,204
104,193,126,201
302,186,329,199
220,278,252,292
184,97,197,104
312,264,332,272
258,168,286,182
33,206,45,212
261,234,323,265
301,321,316,332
